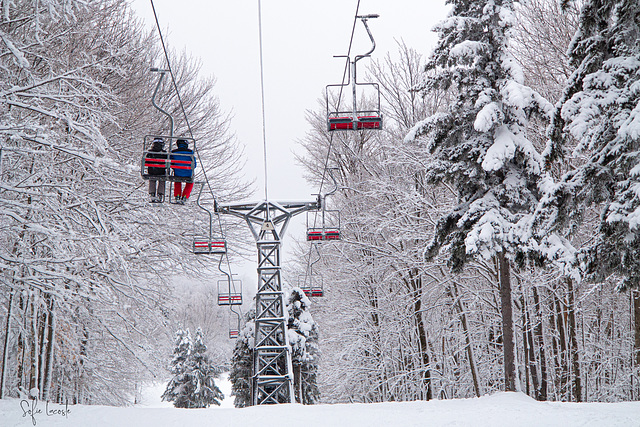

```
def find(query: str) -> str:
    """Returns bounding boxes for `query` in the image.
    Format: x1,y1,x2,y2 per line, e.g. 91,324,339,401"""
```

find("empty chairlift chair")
299,275,324,298
192,182,228,255
228,309,241,339
217,279,243,306
326,14,382,132
306,209,341,242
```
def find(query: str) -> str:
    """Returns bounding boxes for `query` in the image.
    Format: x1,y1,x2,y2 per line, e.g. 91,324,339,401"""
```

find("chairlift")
298,274,324,298
140,68,197,202
326,14,382,132
193,238,226,254
216,244,242,306
306,168,341,242
298,244,324,297
141,135,196,183
192,183,227,255
217,278,243,306
306,209,341,242
228,308,241,340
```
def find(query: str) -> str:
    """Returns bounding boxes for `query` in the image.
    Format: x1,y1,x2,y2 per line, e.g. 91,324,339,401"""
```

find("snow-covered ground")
3,376,640,427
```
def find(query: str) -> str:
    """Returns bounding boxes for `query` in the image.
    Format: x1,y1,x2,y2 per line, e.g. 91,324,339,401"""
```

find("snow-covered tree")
538,0,640,290
407,0,553,391
161,329,192,406
162,328,223,408
286,288,320,405
229,310,254,408
0,0,249,405
185,328,224,408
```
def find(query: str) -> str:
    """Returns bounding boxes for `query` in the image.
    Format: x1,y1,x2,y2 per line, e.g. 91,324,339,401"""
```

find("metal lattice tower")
216,198,319,405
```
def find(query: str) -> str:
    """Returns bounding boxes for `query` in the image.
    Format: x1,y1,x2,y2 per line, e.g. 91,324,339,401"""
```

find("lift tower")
216,198,320,405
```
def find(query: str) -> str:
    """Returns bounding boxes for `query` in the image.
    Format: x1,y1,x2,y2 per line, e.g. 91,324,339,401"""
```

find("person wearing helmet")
146,137,167,203
171,138,196,204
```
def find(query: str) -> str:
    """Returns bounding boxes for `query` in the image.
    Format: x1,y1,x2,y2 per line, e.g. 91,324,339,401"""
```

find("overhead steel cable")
257,0,269,203
149,0,241,319
303,0,361,289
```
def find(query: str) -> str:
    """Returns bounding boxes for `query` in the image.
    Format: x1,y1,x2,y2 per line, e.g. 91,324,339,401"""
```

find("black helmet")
153,137,164,146
176,139,188,148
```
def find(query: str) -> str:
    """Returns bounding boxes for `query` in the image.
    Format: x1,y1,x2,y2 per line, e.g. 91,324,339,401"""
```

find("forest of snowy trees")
2,0,640,410
0,0,249,405
293,0,640,404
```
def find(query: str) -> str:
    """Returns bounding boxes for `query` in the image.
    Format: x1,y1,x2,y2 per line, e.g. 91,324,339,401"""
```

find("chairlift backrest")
193,237,227,255
141,135,196,183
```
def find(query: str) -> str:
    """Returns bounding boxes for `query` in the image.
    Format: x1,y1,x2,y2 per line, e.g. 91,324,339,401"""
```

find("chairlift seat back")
193,237,227,255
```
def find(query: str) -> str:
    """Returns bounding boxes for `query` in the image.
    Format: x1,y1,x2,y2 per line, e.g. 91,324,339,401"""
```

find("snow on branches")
408,0,555,269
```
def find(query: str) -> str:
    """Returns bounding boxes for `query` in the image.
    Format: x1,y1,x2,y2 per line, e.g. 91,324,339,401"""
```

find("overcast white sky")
131,1,451,290
132,0,450,200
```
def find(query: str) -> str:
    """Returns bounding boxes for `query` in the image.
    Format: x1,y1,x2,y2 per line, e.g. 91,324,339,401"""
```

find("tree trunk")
522,292,540,399
38,305,48,399
411,273,432,401
42,295,56,402
633,290,640,400
566,278,582,402
554,292,569,400
0,289,16,399
497,252,517,392
532,286,548,400
448,282,480,397
17,292,30,393
30,292,40,397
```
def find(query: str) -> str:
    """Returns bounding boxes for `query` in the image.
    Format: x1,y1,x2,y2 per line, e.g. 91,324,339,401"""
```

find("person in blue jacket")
171,139,196,204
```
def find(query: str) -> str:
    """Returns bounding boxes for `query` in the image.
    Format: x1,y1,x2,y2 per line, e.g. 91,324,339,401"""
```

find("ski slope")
2,390,640,427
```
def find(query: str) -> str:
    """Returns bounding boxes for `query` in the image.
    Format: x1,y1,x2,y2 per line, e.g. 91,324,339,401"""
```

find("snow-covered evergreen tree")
161,329,192,407
538,0,640,289
286,288,320,405
162,328,223,408
186,328,224,407
229,310,255,408
407,0,553,391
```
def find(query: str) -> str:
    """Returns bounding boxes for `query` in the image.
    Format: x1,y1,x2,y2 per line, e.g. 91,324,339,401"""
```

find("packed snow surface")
2,389,640,427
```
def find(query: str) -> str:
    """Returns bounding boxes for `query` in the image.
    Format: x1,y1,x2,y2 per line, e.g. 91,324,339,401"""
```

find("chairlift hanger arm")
150,68,174,139
195,182,213,239
354,14,378,63
324,168,340,198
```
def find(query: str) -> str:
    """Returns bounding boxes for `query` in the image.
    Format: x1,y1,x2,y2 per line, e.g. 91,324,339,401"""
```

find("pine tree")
162,328,223,408
161,329,192,407
539,0,640,290
187,328,224,407
229,310,255,408
287,288,320,404
408,0,552,391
